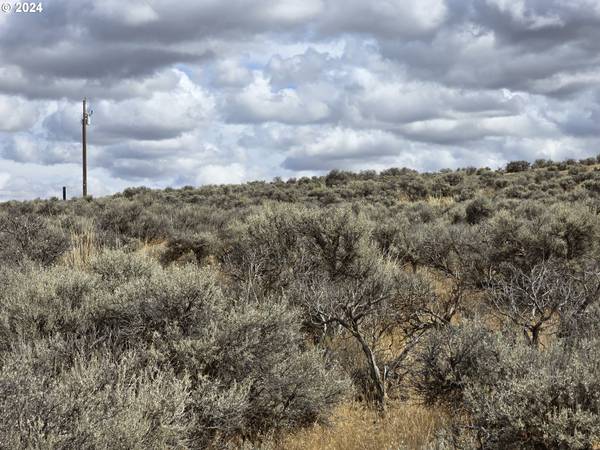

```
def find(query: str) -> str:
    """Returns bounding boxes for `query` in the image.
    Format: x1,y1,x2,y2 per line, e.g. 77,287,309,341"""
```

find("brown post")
82,98,88,197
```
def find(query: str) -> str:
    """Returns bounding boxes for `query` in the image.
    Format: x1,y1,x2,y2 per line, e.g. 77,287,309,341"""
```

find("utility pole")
82,98,92,197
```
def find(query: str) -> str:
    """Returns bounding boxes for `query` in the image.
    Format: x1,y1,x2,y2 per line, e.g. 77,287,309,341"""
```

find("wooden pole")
62,186,67,201
82,98,87,197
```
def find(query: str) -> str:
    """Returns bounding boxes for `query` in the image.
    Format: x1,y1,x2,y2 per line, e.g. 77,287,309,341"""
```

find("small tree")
294,258,432,411
487,261,592,347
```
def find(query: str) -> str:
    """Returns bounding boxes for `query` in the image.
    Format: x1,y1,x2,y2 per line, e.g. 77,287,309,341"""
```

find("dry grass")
272,401,445,450
139,240,168,260
60,220,97,269
396,194,456,207
424,195,455,208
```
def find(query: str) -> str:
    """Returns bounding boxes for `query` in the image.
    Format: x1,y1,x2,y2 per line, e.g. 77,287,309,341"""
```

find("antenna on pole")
82,98,93,197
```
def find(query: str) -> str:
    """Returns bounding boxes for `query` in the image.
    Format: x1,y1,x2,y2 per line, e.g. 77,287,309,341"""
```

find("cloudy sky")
1,0,600,200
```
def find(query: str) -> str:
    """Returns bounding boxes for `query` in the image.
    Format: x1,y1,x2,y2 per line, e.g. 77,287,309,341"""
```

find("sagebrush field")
1,157,600,449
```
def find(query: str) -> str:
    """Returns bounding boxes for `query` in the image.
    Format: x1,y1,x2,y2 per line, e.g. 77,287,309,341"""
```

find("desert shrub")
411,221,489,286
465,197,493,224
455,186,476,202
0,267,99,348
97,199,172,243
121,186,154,199
220,205,304,293
292,255,434,408
558,267,600,341
295,207,372,280
403,202,439,223
482,203,598,273
486,260,599,347
90,249,157,291
461,340,600,449
0,347,192,449
98,263,348,444
89,264,223,352
325,170,352,187
431,180,453,197
532,158,552,169
548,204,598,259
0,252,349,447
494,178,509,189
222,205,374,292
0,213,69,266
442,172,464,187
372,216,422,272
412,321,505,409
223,206,439,410
414,324,600,449
198,300,350,440
580,157,596,166
506,160,530,173
160,232,217,266
401,178,430,200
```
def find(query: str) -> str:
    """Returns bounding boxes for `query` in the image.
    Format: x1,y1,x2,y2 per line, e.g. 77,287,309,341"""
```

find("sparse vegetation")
2,157,600,448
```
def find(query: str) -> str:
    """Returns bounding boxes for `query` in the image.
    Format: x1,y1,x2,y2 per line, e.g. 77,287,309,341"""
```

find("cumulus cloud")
283,127,406,170
0,0,599,199
196,163,247,185
318,0,448,39
225,74,331,124
0,172,9,190
0,95,39,131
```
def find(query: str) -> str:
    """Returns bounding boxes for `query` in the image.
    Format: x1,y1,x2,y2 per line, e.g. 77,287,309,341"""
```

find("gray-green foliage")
90,249,157,289
483,203,598,272
0,251,348,448
0,347,191,450
223,205,438,409
465,197,493,224
462,339,600,449
4,156,600,447
0,267,99,349
414,322,600,449
0,212,69,266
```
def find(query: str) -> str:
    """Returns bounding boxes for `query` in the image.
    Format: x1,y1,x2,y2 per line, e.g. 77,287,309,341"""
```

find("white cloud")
226,74,331,124
1,0,600,200
320,0,448,38
263,0,324,22
213,59,253,87
0,172,10,190
0,95,39,131
284,127,405,170
196,163,247,185
92,0,159,26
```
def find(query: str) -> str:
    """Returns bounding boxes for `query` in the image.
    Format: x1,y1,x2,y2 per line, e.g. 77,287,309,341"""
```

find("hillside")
1,157,600,449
